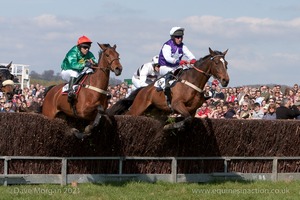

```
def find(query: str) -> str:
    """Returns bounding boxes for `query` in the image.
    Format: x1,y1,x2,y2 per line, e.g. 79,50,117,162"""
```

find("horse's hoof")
84,125,93,135
163,121,185,130
74,132,91,140
71,128,87,140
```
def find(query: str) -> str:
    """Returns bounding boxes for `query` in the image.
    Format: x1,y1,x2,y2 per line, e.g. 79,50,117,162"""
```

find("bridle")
82,47,120,96
191,54,225,77
180,54,226,93
91,47,120,71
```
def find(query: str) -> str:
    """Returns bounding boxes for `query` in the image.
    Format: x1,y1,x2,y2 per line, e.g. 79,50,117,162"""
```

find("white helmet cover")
152,55,159,65
169,27,185,36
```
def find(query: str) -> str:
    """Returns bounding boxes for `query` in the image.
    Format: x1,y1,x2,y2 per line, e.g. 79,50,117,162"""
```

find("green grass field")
0,180,299,200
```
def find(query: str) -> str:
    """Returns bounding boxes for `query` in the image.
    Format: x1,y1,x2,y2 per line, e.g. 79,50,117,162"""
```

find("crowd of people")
1,81,300,121
194,82,300,120
0,83,44,113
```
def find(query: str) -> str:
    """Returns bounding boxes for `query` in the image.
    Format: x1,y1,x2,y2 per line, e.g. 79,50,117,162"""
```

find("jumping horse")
107,48,230,129
42,43,122,138
0,62,15,100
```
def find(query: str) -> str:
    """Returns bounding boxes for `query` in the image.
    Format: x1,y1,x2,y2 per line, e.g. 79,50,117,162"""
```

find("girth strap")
180,80,204,93
83,84,109,95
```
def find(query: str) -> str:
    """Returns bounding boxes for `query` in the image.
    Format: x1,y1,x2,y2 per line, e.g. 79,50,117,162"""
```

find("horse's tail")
106,87,143,115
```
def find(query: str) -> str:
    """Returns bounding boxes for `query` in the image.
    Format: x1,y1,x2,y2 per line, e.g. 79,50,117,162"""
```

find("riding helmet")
77,35,92,45
170,27,185,37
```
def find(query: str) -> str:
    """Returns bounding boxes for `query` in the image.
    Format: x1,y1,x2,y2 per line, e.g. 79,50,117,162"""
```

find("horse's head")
0,62,15,100
98,43,123,76
207,47,230,87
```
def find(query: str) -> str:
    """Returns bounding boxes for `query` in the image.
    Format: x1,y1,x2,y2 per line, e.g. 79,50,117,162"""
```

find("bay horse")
107,48,229,129
0,62,15,100
42,43,122,138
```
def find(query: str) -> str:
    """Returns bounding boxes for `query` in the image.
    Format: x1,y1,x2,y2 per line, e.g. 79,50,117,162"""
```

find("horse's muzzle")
114,67,122,76
220,79,229,87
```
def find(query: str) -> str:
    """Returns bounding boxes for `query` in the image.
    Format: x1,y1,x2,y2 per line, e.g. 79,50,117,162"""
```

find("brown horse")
107,48,229,129
42,43,122,138
0,62,15,100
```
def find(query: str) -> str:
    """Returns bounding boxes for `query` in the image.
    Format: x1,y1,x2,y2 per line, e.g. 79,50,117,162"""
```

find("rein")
192,54,223,77
180,54,224,93
83,47,119,95
91,49,120,71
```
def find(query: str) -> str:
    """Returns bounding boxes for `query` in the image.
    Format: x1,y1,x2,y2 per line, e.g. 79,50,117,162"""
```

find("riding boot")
164,72,172,91
67,77,76,103
164,73,172,105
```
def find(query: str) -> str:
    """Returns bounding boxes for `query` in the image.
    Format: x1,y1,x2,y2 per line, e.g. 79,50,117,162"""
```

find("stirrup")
68,89,75,96
67,91,75,103
164,84,170,91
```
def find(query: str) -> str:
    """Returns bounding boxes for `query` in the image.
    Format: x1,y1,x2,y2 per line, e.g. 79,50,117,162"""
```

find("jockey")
131,55,160,91
158,27,196,92
61,35,97,103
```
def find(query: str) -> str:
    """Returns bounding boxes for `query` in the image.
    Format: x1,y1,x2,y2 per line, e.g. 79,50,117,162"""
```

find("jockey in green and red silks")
60,35,98,102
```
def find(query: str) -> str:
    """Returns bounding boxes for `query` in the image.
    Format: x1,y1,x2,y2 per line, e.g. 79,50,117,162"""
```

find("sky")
1,0,300,87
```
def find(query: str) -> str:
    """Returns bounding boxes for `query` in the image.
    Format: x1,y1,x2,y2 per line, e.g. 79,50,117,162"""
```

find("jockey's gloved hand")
179,60,188,66
190,59,197,64
85,61,92,68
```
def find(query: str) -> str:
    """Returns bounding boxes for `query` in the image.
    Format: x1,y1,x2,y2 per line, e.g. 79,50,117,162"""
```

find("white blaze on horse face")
220,58,225,69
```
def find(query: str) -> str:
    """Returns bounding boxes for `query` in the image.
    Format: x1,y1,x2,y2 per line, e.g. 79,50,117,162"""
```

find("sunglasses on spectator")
242,105,248,107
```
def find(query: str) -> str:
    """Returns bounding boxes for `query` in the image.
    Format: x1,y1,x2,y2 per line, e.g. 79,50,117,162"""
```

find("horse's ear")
223,49,228,56
7,61,12,69
98,43,105,50
113,44,116,49
209,47,215,55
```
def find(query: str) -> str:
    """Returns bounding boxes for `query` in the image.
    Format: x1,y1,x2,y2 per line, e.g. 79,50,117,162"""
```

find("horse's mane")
98,44,111,57
102,44,111,48
198,50,223,64
198,55,210,63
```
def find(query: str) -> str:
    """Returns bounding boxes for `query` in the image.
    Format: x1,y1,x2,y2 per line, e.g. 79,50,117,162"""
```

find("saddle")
62,68,93,95
154,67,186,109
154,67,185,91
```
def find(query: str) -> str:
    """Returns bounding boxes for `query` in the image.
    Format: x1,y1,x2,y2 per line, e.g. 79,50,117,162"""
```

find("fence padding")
1,113,300,174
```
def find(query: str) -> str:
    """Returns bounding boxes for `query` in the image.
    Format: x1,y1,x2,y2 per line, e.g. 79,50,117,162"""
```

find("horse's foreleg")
172,101,191,118
84,105,104,135
163,101,193,130
93,105,104,127
73,105,105,139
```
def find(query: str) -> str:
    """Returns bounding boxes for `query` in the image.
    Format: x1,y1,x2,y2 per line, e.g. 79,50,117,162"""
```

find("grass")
0,180,299,200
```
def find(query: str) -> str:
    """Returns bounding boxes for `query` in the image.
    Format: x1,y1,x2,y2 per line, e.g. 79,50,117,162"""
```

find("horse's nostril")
114,67,122,76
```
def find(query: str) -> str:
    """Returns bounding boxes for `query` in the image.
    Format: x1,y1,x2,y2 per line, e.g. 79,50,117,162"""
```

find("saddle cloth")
154,65,190,91
154,78,175,91
61,67,93,94
62,84,79,93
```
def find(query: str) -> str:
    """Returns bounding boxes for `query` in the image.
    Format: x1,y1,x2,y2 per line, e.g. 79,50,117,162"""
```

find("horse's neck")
187,62,211,89
91,64,110,88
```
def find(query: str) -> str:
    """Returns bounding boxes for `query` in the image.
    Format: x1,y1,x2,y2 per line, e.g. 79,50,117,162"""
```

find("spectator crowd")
1,80,300,120
194,81,300,120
